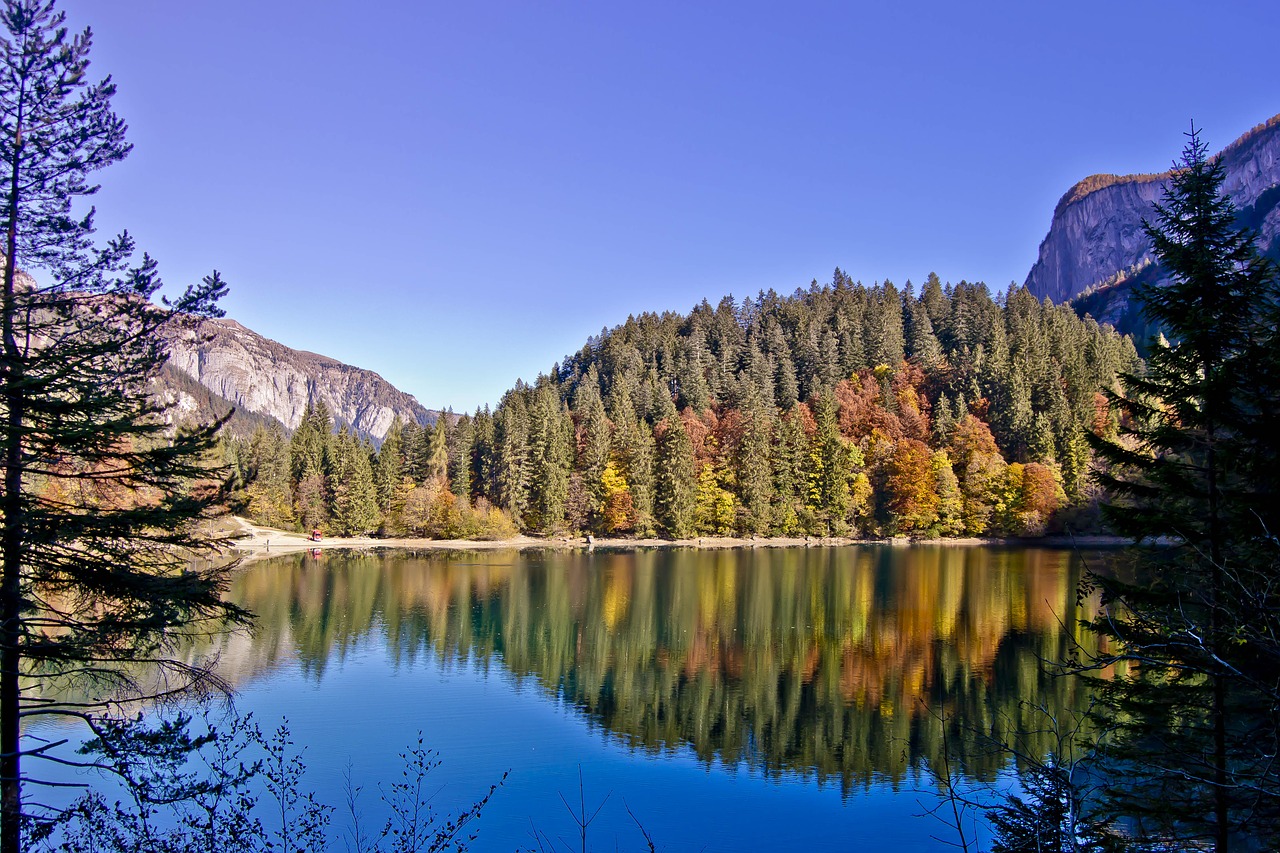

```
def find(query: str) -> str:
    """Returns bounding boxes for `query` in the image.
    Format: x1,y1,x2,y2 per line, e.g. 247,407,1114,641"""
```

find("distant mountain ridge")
1025,114,1280,327
8,258,435,442
162,317,436,441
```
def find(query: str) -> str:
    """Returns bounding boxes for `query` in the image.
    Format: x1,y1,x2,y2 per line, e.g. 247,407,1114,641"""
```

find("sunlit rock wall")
163,318,435,441
1026,115,1280,307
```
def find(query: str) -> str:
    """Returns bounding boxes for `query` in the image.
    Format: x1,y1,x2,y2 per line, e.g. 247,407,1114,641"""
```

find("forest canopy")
228,274,1139,540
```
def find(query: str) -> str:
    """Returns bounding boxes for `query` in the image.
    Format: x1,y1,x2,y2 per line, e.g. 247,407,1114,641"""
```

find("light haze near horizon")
58,1,1280,412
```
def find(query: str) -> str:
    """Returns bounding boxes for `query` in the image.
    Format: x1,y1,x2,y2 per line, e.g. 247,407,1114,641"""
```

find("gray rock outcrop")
163,318,435,441
1026,115,1280,307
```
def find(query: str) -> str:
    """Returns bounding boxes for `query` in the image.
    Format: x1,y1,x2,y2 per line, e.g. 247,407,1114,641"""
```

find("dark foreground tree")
1086,127,1280,850
0,2,247,850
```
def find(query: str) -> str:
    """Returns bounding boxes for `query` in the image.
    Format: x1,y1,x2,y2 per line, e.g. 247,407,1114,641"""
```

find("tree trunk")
1,112,24,853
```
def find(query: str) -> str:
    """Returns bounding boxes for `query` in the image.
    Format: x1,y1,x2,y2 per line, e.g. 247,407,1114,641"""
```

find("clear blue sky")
58,0,1280,412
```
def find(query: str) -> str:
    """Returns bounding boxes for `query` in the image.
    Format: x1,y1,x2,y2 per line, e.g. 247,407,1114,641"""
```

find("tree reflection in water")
218,546,1109,796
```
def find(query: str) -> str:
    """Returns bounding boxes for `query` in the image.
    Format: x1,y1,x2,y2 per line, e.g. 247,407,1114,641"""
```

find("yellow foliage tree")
600,461,637,533
693,464,736,536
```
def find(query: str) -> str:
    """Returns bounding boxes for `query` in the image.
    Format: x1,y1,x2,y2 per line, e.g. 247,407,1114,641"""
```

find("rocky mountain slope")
7,263,433,442
162,317,436,441
1025,115,1280,322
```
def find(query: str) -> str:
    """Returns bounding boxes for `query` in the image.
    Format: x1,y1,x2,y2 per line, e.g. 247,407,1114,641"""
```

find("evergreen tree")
524,382,571,532
734,391,774,535
0,4,247,848
289,399,333,487
609,387,655,536
932,392,957,446
470,406,496,505
289,400,334,531
375,417,405,516
833,282,868,376
424,417,449,482
919,271,950,330
904,291,944,370
771,404,810,533
330,427,380,535
574,369,612,530
494,388,531,522
741,329,774,408
675,320,713,410
399,419,423,482
1087,128,1280,849
766,319,799,407
244,424,294,529
987,758,1120,853
650,367,678,424
653,414,695,538
295,458,330,532
806,392,852,535
865,280,905,368
448,413,474,501
796,320,826,399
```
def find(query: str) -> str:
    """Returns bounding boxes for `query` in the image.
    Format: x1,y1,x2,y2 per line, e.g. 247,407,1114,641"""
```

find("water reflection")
213,546,1104,794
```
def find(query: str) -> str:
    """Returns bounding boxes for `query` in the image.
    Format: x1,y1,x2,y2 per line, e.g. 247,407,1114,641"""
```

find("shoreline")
228,518,1133,564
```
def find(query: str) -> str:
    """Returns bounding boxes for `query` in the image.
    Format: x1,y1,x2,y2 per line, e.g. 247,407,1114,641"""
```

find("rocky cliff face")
162,318,435,441
1026,115,1280,308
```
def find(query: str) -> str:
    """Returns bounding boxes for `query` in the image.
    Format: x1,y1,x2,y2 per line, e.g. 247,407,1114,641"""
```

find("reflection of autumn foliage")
221,547,1110,791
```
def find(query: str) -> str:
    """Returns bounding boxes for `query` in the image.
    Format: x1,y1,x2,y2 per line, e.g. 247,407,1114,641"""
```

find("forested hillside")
229,272,1138,539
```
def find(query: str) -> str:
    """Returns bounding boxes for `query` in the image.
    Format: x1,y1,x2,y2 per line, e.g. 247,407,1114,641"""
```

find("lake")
184,545,1106,851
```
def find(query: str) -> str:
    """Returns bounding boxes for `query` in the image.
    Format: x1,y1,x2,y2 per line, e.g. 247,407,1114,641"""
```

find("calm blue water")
31,545,1104,850
191,545,1100,851
237,633,946,851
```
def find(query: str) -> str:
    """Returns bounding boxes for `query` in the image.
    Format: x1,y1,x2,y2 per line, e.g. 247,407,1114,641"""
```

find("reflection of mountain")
215,547,1106,793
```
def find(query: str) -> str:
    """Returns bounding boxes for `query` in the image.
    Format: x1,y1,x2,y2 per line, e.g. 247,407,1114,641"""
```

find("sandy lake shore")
228,517,1131,564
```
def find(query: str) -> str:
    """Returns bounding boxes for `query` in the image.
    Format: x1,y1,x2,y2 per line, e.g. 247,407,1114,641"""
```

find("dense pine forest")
227,272,1139,539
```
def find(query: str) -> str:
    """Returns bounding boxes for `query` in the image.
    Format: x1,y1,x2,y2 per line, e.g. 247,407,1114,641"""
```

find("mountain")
152,362,289,437
161,317,436,441
1025,114,1280,329
7,262,434,442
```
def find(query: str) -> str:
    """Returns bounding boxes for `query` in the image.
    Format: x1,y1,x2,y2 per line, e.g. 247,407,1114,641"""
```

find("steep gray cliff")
163,318,435,441
1026,115,1280,307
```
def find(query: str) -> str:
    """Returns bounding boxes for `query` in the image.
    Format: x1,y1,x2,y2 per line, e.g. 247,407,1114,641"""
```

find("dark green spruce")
1084,127,1280,851
0,3,248,849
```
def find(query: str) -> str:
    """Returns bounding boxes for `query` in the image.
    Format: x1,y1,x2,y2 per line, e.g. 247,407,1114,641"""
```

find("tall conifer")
654,414,695,538
0,4,247,846
1088,128,1280,849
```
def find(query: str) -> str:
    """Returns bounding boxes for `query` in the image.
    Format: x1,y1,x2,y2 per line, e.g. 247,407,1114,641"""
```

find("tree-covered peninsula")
229,276,1138,540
